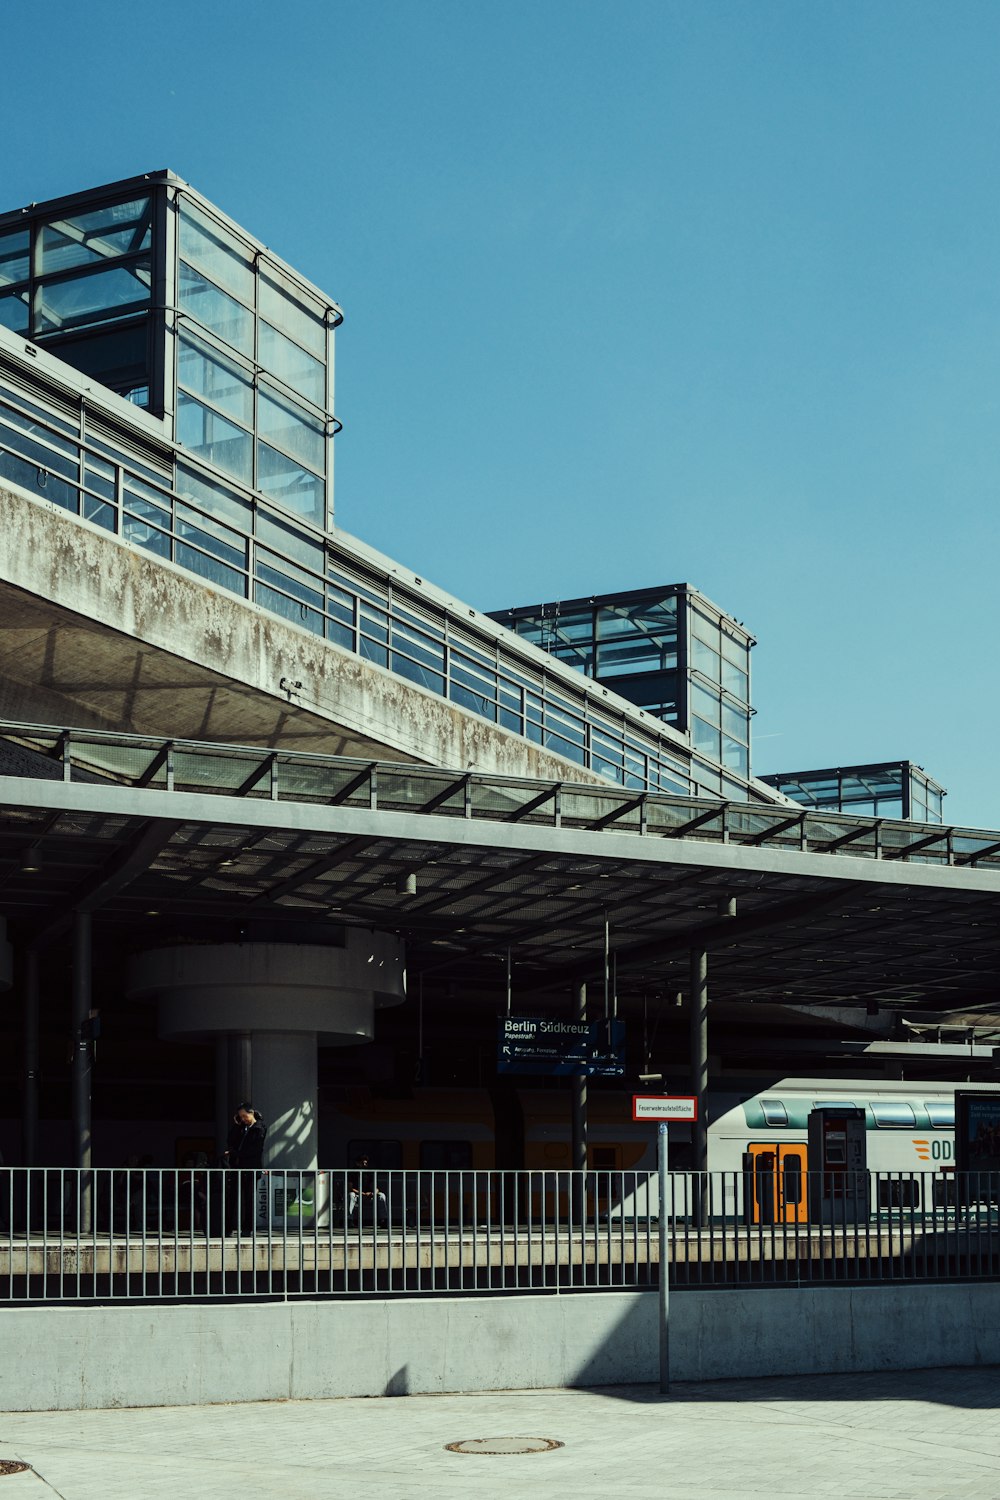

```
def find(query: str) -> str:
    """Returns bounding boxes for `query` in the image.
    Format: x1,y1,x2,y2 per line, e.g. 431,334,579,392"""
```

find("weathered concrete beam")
0,482,606,783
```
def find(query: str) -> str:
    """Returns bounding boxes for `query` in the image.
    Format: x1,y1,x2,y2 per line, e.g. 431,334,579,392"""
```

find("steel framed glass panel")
762,763,946,824
2,192,155,406
175,194,334,531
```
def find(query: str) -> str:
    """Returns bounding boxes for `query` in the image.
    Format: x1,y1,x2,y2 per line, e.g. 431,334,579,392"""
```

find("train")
322,1077,1000,1223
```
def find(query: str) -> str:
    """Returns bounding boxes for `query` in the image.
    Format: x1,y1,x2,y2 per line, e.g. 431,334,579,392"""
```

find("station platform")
0,1365,997,1499
2,1221,997,1294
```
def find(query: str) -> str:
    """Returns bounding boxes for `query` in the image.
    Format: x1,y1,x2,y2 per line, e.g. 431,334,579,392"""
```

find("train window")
347,1138,402,1169
925,1102,955,1129
782,1152,803,1205
420,1140,473,1170
878,1178,921,1209
871,1103,916,1128
760,1099,787,1127
813,1100,856,1111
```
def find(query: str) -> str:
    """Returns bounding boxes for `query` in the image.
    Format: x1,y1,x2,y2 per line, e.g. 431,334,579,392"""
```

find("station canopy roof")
1,722,999,1013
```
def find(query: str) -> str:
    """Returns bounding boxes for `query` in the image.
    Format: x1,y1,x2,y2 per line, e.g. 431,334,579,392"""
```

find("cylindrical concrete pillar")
252,1032,318,1169
127,934,406,1170
228,1032,252,1107
214,1036,229,1163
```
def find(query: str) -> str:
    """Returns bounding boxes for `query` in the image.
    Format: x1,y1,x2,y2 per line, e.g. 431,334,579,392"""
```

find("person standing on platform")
223,1104,267,1234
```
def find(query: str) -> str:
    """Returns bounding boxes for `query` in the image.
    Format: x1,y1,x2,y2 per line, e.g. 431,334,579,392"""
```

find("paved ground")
1,1367,999,1499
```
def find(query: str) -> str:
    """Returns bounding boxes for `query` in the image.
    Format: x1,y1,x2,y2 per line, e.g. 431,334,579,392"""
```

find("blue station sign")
497,1015,625,1077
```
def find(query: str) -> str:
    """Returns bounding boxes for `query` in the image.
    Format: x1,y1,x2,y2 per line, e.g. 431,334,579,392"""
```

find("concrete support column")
128,934,405,1171
22,948,39,1167
214,1036,229,1163
72,912,93,1231
251,1032,318,1170
227,1032,252,1108
689,945,709,1174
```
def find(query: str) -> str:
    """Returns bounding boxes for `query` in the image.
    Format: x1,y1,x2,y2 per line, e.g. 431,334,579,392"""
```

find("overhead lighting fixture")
20,849,41,874
396,872,418,896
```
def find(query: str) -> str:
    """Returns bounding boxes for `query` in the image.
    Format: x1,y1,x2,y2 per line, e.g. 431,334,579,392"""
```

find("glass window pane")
0,229,29,288
259,321,325,406
721,632,747,667
35,259,151,332
176,501,245,567
690,635,720,682
179,262,254,356
692,681,720,725
258,386,326,473
256,507,324,569
721,734,748,775
178,201,254,305
259,269,326,356
177,392,252,484
40,197,151,275
692,715,720,759
256,441,324,525
0,288,29,333
722,659,748,700
176,463,253,531
691,609,719,646
721,700,747,741
872,1102,916,1128
178,333,254,426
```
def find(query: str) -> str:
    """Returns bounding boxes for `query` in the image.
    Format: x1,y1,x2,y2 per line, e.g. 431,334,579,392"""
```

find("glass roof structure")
762,762,947,825
490,586,755,800
0,721,998,1006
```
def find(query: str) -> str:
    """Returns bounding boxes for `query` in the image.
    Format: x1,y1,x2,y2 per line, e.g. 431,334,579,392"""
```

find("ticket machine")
807,1106,868,1223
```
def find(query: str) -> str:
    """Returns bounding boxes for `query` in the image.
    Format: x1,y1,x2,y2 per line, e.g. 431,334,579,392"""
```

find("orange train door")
746,1143,808,1224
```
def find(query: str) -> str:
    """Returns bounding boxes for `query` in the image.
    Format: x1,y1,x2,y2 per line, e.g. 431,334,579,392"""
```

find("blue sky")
4,0,1000,824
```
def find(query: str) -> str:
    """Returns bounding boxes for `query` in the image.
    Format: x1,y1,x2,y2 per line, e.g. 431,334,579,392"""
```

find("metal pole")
689,946,709,1231
603,914,610,1019
658,1122,670,1395
571,981,588,1227
22,948,39,1167
571,982,588,1174
71,911,92,1232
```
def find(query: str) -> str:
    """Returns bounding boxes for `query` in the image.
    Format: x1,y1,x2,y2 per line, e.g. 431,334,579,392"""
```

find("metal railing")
0,1167,998,1303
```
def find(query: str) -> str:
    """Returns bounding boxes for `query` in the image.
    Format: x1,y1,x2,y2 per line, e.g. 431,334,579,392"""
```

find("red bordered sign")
631,1094,698,1122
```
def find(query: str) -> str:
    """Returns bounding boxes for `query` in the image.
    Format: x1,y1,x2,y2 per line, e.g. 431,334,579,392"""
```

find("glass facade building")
490,587,755,799
14,171,945,814
760,762,946,823
0,172,340,536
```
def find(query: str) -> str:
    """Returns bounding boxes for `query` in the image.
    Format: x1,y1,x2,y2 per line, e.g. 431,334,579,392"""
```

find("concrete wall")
4,1284,1000,1412
0,481,608,783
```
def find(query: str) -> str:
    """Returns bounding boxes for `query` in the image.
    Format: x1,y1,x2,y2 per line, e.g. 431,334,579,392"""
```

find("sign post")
658,1122,669,1395
631,1095,698,1397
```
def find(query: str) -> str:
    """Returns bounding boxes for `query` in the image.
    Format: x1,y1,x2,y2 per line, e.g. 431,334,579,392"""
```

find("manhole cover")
0,1462,30,1477
445,1437,564,1455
